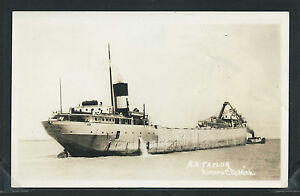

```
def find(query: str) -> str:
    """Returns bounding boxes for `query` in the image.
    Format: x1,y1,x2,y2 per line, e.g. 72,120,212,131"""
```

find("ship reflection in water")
41,44,263,157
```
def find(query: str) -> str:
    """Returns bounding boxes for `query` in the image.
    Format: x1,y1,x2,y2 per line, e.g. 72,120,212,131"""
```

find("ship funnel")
247,126,255,137
113,82,129,116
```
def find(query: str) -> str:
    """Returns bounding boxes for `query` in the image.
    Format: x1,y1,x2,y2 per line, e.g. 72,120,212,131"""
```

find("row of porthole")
80,108,102,112
94,118,131,124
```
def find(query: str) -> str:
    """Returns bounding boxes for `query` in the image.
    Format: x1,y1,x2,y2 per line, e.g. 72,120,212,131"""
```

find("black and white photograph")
11,12,288,188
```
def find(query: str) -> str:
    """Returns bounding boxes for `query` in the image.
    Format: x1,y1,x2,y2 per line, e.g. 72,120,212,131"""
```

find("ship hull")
42,121,247,157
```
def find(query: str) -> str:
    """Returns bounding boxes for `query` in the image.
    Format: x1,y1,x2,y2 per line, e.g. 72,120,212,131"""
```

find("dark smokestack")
113,82,129,116
247,126,255,137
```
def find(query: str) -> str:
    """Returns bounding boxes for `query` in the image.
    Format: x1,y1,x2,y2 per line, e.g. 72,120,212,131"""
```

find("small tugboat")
246,136,266,144
246,128,266,144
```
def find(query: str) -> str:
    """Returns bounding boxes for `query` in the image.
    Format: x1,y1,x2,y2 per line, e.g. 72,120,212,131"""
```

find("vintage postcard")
11,12,288,188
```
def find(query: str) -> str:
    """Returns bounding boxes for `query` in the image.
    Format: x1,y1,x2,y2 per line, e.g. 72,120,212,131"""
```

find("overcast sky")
12,12,288,139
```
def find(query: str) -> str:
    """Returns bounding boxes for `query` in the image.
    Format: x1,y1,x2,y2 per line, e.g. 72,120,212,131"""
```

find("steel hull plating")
42,121,247,157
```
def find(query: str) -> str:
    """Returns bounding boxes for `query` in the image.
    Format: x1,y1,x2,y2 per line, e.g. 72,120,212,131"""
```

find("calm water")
13,139,280,187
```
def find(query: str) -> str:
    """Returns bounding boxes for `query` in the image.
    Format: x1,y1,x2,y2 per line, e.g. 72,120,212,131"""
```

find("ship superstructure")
42,44,248,157
197,102,247,129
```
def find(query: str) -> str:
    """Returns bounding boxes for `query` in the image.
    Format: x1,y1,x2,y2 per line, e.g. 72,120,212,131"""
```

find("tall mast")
108,43,114,113
59,78,62,113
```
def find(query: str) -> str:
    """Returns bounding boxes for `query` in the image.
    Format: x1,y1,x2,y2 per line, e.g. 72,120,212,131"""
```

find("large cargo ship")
42,44,248,157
